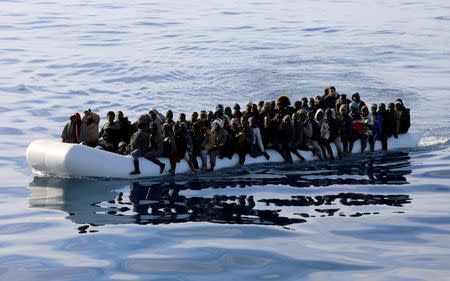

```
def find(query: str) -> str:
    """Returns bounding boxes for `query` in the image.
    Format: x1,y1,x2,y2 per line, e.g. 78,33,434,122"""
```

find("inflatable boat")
26,132,423,179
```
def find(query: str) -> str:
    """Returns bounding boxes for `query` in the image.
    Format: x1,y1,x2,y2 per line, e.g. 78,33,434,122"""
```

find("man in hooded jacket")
61,112,88,144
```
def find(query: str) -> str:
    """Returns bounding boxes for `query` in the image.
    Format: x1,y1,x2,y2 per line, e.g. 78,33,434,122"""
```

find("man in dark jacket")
395,99,410,134
98,111,120,151
116,111,133,144
130,123,165,175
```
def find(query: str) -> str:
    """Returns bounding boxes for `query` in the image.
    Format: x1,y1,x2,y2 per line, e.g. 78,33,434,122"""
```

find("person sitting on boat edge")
129,122,165,175
316,109,334,160
209,119,228,171
61,112,88,144
163,123,177,175
387,103,398,139
394,99,410,134
249,116,270,161
360,106,374,153
325,108,343,159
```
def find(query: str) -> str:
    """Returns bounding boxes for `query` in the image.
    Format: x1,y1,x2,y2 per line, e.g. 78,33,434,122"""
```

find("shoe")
169,169,175,175
159,163,165,174
263,151,270,160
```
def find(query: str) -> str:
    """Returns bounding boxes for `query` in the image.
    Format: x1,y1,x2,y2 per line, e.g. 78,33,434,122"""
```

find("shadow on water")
28,151,413,232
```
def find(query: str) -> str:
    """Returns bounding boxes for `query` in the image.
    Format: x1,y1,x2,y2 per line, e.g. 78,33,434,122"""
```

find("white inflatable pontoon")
26,132,423,179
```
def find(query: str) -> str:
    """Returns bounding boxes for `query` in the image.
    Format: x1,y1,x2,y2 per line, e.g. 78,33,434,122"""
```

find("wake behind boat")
26,132,422,179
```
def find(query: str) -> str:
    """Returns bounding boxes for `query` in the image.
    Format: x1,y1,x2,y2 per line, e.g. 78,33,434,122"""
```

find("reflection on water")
29,151,413,232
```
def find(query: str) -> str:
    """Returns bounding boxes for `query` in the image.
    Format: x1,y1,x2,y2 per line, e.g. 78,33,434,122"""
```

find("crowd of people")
61,86,411,175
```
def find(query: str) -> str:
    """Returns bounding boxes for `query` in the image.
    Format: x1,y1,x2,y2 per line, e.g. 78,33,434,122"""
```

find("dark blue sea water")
0,1,449,280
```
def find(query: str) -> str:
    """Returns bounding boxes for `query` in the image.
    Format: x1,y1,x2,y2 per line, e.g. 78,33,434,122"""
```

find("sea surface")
0,0,449,280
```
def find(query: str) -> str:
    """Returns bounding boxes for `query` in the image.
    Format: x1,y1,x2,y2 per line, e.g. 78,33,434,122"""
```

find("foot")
169,169,175,175
263,151,270,160
130,170,140,175
159,163,165,174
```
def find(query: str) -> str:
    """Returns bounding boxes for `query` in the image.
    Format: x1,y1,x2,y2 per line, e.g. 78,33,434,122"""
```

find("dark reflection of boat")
28,151,413,231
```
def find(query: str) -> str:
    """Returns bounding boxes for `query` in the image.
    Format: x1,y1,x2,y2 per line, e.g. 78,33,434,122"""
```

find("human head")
212,119,222,130
231,118,239,127
339,104,348,116
117,111,124,120
315,109,324,121
301,97,308,106
371,103,378,114
216,104,224,112
149,108,157,118
252,103,258,113
179,112,186,122
388,102,395,111
224,106,232,117
191,111,198,122
352,92,360,103
107,111,115,123
276,95,291,110
70,112,81,123
361,106,369,117
263,101,271,112
207,111,214,119
166,110,173,120
329,86,336,96
233,103,241,111
138,114,148,124
246,101,253,112
200,110,207,120
118,141,127,154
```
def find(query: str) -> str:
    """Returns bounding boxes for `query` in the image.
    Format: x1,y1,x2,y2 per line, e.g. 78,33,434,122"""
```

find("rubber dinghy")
26,132,423,179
